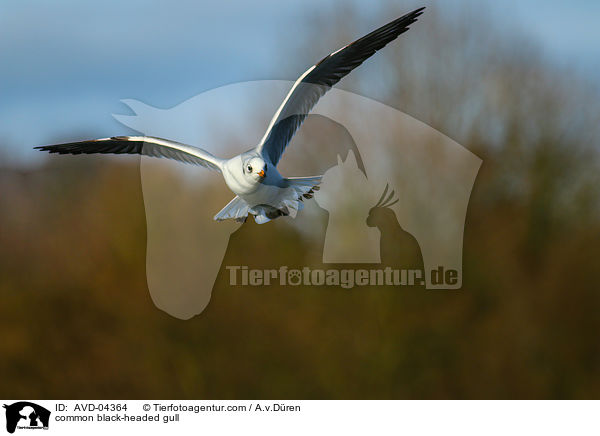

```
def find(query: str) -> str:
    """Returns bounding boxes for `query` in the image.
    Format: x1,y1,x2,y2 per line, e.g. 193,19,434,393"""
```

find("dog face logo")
3,402,50,434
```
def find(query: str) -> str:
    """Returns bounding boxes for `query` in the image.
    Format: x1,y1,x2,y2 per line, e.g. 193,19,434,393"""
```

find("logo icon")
3,402,50,434
111,81,481,319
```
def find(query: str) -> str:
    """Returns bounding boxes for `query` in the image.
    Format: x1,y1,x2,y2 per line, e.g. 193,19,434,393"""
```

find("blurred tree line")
1,2,599,398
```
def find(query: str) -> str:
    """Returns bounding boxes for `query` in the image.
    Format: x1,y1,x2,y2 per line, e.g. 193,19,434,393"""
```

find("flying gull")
36,7,425,224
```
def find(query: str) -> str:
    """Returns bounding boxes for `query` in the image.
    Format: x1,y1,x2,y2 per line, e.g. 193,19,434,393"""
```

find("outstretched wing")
35,136,224,171
255,7,425,166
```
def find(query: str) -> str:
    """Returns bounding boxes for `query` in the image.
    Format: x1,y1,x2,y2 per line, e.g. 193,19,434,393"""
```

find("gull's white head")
243,156,267,182
222,153,268,195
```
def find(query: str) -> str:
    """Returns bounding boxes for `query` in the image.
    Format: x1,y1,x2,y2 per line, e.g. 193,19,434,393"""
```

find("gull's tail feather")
284,175,322,200
214,176,322,224
249,176,322,224
247,175,322,222
213,196,250,223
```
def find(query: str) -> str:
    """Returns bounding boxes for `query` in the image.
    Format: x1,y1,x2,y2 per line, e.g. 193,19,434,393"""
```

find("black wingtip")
405,6,426,22
408,6,426,19
34,145,57,153
34,143,79,155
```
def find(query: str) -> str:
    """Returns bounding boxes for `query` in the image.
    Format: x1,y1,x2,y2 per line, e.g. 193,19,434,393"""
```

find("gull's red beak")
258,169,266,178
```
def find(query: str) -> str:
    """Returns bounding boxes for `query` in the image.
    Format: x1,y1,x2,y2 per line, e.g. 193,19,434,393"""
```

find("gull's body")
36,7,425,224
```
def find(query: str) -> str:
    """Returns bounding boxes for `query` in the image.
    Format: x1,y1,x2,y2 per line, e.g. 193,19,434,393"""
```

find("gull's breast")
240,184,281,207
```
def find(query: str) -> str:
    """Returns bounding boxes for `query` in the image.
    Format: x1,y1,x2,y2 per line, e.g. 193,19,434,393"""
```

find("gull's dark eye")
247,165,253,173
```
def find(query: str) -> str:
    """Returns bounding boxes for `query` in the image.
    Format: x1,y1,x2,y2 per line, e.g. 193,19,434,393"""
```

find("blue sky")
1,0,599,165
